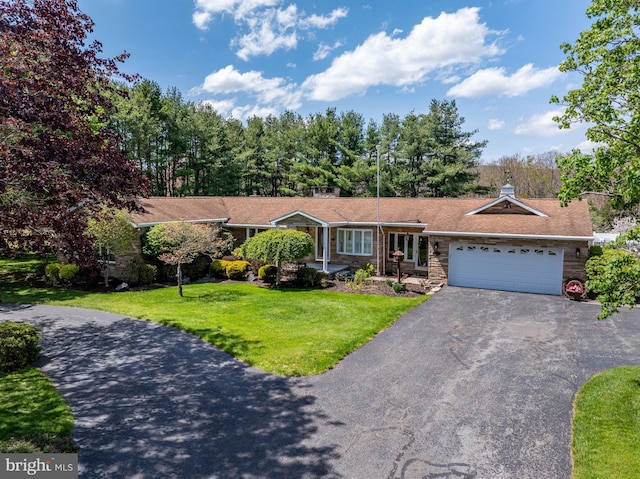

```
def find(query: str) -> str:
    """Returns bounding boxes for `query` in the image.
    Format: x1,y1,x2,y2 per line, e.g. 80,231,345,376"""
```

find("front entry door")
416,235,429,270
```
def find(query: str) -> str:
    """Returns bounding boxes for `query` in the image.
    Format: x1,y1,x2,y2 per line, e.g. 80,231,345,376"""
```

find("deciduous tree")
143,222,233,296
551,1,640,209
85,208,137,286
551,1,640,318
240,229,314,285
0,0,148,263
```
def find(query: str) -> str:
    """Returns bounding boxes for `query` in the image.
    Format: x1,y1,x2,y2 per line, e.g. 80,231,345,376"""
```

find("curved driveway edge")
1,288,640,478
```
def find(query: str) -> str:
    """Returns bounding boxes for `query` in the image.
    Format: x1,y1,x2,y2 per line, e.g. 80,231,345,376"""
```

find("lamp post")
376,145,381,276
392,249,404,283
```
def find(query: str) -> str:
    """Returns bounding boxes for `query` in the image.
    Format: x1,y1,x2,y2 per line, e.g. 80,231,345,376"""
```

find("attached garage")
448,242,564,295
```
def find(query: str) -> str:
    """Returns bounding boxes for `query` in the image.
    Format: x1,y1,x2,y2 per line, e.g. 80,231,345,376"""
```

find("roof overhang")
423,230,594,241
132,218,229,228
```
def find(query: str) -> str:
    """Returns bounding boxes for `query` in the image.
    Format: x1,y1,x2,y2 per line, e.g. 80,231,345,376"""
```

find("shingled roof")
130,196,593,240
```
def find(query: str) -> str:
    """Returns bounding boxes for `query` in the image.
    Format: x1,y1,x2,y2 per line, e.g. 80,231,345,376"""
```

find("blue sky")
78,0,595,162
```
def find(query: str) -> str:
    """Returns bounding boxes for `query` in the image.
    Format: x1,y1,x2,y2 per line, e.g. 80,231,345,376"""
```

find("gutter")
132,218,229,228
423,230,594,241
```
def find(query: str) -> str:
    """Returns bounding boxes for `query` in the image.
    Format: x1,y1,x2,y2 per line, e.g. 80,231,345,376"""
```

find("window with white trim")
388,233,414,261
337,228,373,256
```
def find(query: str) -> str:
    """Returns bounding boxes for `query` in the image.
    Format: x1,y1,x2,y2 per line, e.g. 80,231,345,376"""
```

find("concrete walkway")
1,287,639,478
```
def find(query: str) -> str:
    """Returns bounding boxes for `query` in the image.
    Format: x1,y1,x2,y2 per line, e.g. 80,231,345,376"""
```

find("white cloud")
487,119,505,130
576,139,606,153
193,0,279,24
302,7,503,101
200,99,236,116
192,10,213,30
446,64,562,98
234,7,298,61
313,40,343,61
191,65,302,120
513,109,566,137
300,8,348,29
193,1,348,60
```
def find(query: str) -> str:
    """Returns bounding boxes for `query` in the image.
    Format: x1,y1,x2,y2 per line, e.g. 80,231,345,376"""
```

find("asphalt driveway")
2,287,640,478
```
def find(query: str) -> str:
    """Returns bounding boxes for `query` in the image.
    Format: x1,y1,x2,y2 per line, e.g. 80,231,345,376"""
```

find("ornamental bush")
45,263,61,284
45,263,79,285
296,267,325,287
588,245,603,259
226,260,251,280
0,321,42,373
258,264,278,283
58,264,80,284
210,259,229,278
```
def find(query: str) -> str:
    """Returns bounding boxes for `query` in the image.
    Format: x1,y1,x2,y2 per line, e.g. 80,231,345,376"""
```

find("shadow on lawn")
3,307,340,479
0,282,96,304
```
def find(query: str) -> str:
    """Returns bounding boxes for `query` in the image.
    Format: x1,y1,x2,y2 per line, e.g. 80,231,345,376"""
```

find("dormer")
466,184,548,217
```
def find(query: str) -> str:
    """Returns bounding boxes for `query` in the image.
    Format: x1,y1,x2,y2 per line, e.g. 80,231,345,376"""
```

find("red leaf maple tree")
0,0,149,264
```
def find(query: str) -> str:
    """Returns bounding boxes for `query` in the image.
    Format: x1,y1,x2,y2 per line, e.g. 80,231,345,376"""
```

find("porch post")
322,226,329,273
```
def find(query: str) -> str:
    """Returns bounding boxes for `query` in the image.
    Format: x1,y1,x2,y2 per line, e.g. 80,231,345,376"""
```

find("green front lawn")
1,259,427,375
572,366,640,479
0,367,75,453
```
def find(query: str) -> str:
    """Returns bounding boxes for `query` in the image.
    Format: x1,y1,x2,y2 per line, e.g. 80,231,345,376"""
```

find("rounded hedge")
258,264,278,283
210,259,229,278
58,264,80,284
0,321,42,374
226,260,251,280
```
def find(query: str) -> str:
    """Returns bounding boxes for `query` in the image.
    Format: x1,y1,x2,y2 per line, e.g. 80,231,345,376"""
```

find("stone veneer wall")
427,235,589,285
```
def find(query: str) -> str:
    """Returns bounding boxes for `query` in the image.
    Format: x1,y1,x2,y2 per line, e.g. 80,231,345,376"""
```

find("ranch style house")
123,185,593,296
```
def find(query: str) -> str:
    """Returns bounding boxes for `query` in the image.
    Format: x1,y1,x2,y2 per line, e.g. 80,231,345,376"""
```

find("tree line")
108,80,490,198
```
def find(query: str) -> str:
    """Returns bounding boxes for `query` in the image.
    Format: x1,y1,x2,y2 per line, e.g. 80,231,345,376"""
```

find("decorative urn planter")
563,279,585,301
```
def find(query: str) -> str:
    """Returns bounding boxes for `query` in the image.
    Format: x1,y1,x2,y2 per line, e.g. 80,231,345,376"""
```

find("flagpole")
376,145,381,277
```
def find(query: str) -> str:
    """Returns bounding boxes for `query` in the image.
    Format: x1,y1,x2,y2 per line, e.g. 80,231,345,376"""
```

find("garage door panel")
448,243,563,295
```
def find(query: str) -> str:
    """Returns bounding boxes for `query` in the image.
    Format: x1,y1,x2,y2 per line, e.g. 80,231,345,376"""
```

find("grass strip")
572,365,640,479
0,367,75,453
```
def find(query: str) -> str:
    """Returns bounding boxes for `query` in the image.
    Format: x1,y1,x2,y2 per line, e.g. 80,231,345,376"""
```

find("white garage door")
448,242,564,295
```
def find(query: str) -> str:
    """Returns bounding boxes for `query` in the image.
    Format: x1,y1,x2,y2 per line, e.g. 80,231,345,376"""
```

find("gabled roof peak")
466,194,548,217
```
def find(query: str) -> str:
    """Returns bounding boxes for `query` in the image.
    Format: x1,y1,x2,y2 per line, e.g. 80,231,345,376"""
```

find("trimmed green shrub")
0,322,41,373
226,260,251,280
393,282,406,294
123,259,157,285
139,263,157,284
58,264,79,284
210,259,229,278
258,264,278,283
45,263,61,284
588,245,604,259
386,279,394,287
184,255,211,280
296,267,326,287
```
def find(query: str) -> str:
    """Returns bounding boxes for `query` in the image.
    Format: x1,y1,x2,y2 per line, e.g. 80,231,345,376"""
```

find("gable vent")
499,184,515,198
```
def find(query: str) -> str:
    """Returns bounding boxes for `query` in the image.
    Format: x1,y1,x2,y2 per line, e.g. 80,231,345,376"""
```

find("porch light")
434,241,439,253
576,248,581,258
